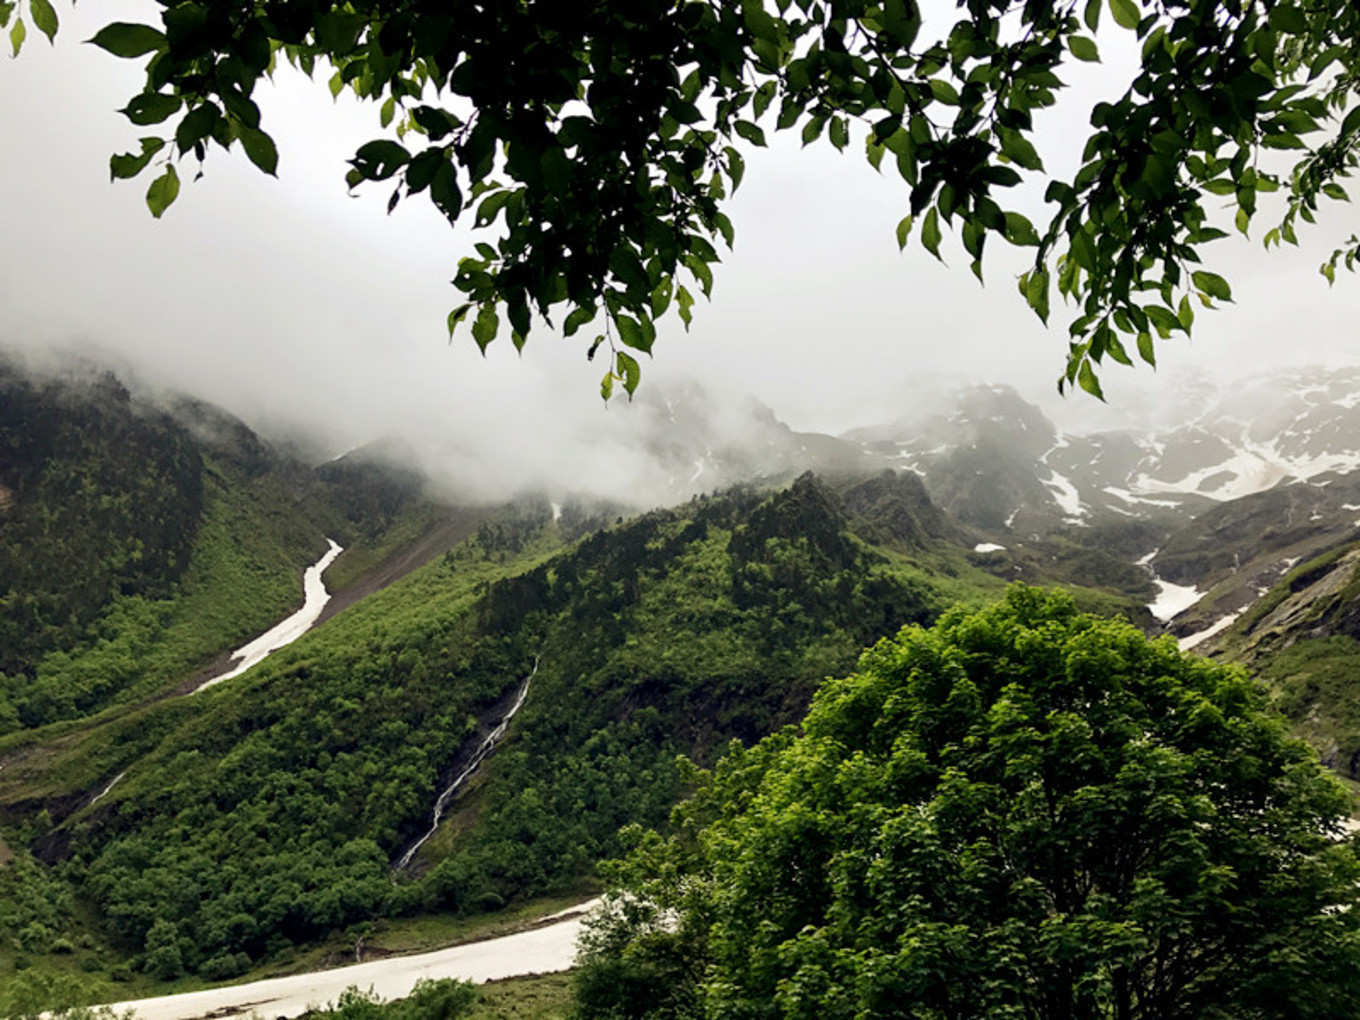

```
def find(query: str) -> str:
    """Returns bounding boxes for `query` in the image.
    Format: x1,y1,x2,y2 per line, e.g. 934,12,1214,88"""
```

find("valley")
5,357,1360,1016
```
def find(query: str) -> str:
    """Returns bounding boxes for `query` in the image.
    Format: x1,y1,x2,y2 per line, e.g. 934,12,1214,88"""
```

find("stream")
395,660,538,871
195,539,344,693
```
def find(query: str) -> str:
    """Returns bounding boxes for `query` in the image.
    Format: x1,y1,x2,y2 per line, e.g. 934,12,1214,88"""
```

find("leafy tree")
4,0,1359,395
581,586,1360,1019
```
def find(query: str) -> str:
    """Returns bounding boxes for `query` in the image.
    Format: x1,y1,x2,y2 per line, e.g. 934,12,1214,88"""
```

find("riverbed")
101,901,595,1020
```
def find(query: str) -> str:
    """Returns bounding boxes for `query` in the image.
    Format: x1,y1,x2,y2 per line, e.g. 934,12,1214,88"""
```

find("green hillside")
0,455,1165,1009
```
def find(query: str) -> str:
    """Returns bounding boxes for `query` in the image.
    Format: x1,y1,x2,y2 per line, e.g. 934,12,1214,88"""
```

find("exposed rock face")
1233,548,1360,657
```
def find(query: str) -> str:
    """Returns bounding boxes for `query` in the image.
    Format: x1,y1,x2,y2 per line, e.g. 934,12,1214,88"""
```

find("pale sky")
2,2,1358,500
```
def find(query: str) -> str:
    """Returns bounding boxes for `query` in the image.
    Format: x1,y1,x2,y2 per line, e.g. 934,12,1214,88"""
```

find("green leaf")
921,207,943,260
145,165,180,219
998,128,1042,171
563,306,595,337
239,126,279,176
27,0,55,43
1077,358,1105,399
109,137,165,180
1341,106,1360,139
123,93,182,127
1144,304,1182,337
600,370,614,402
615,350,641,396
1108,0,1140,30
1267,4,1307,33
1177,294,1195,330
351,139,410,182
928,79,959,105
615,314,652,354
1191,270,1232,302
405,148,444,194
733,121,766,147
1136,331,1155,366
1024,269,1050,324
88,21,164,57
471,303,499,353
1003,212,1040,246
1067,35,1099,62
446,303,472,338
429,162,463,221
175,103,218,155
475,190,510,227
829,117,849,151
8,15,22,55
895,215,913,251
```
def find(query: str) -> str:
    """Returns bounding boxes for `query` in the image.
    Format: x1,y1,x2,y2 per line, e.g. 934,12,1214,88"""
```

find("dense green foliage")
8,0,1360,393
0,468,330,732
1262,635,1360,779
0,366,1162,1007
580,587,1360,1019
0,363,204,686
292,980,480,1020
33,477,959,979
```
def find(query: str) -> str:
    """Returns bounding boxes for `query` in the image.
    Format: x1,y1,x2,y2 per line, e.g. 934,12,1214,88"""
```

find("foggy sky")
2,2,1358,502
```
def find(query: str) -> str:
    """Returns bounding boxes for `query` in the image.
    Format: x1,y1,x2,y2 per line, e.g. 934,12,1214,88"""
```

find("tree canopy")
5,0,1359,396
578,586,1360,1019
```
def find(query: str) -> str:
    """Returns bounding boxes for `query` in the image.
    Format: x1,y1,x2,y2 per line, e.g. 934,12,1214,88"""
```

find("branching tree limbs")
4,0,1359,396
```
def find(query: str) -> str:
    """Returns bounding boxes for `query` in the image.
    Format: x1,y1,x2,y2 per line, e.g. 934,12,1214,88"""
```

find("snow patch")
196,539,344,692
1178,610,1245,651
1149,578,1202,622
1044,471,1086,522
974,543,1006,553
1103,486,1184,509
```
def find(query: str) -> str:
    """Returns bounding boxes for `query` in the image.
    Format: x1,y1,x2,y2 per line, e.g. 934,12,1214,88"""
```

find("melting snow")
1104,486,1183,509
974,543,1006,553
1149,578,1202,622
1044,472,1086,522
1179,610,1245,651
196,539,344,692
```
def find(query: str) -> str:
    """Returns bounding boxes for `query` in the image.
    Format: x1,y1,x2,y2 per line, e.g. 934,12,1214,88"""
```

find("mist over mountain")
10,348,1360,1010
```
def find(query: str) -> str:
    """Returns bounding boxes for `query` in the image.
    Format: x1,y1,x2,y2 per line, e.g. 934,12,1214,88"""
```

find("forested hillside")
0,392,1156,1008
12,360,1358,1015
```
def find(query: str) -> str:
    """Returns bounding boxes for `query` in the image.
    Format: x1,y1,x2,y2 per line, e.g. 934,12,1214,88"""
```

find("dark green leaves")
27,0,54,43
238,127,278,176
1108,0,1140,31
145,165,180,219
65,0,1360,398
89,22,164,57
1191,271,1232,303
1067,35,1100,63
350,140,410,182
921,208,943,261
471,303,499,354
122,93,181,127
110,137,165,181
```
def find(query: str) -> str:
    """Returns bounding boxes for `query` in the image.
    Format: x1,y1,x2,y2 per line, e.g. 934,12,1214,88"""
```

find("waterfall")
395,660,537,871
